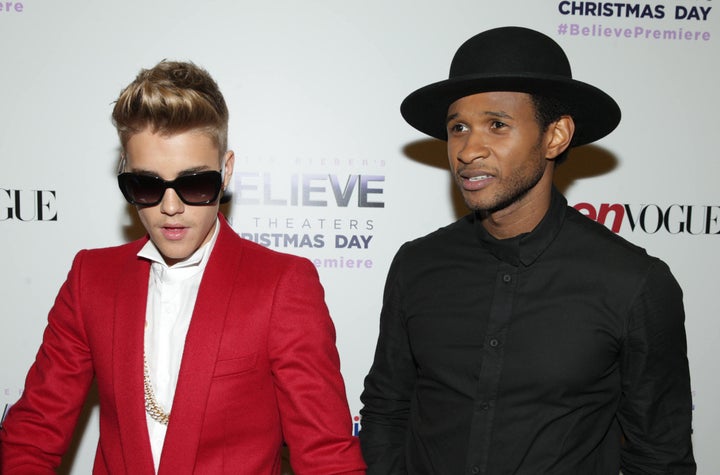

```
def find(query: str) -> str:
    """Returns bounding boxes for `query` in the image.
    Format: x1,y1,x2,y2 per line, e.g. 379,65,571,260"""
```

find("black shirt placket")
465,261,518,475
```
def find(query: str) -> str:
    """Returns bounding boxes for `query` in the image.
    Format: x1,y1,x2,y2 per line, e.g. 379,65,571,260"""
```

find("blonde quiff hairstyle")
112,60,229,156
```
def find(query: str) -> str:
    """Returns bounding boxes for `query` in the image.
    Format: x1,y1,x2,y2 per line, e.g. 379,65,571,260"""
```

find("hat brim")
400,74,621,147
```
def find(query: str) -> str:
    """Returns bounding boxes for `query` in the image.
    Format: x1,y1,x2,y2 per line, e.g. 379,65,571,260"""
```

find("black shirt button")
502,274,512,283
471,466,480,474
489,338,499,348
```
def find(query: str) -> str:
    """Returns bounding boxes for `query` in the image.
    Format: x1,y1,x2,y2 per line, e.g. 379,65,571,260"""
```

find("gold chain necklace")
143,354,170,425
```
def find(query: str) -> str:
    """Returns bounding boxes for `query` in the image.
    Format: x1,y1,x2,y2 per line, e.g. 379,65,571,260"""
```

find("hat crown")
449,27,572,80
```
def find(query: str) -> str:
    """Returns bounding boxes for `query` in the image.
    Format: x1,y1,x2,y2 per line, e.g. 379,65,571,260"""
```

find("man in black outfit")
359,26,696,474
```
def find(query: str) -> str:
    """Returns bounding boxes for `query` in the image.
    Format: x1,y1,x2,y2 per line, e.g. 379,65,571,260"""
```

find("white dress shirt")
137,220,220,473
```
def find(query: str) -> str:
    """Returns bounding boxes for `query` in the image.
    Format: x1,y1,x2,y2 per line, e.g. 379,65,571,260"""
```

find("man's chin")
153,241,196,266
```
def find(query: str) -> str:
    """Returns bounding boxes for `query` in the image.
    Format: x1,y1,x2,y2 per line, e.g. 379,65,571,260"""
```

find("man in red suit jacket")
0,60,366,474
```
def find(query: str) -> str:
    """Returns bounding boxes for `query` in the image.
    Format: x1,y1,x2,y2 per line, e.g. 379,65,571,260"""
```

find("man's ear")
545,115,575,160
222,150,235,190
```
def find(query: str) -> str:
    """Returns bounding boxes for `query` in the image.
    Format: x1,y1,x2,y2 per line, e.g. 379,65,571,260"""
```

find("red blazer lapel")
159,218,245,473
112,251,155,474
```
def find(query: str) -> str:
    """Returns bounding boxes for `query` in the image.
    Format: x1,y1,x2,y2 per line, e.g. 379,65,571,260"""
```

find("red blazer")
0,216,366,474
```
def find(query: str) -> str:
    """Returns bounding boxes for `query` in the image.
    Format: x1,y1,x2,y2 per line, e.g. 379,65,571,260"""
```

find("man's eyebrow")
128,165,213,177
446,110,514,126
484,110,513,120
446,112,460,126
127,168,159,177
176,166,213,177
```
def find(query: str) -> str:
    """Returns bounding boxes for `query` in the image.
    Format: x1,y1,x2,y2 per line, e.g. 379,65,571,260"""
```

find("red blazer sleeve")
0,250,95,474
267,258,366,474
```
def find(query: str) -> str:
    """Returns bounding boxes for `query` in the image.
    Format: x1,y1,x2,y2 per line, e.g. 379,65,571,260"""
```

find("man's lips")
160,225,189,241
459,171,495,191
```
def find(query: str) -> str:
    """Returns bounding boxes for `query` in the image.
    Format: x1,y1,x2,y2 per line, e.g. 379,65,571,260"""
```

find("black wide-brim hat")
400,26,621,147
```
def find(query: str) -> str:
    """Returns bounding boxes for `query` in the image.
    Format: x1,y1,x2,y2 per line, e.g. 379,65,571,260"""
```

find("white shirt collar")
137,217,221,281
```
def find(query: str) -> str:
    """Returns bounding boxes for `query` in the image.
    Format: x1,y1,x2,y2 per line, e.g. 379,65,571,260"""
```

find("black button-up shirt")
360,189,695,474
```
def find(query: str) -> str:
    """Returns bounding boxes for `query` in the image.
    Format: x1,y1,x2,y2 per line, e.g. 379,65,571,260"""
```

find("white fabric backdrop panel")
1,1,717,473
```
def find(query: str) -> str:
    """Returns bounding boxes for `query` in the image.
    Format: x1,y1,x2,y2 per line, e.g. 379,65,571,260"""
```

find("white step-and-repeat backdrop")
1,1,717,472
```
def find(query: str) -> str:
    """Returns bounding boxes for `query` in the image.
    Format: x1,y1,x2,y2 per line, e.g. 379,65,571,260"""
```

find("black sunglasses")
117,171,223,206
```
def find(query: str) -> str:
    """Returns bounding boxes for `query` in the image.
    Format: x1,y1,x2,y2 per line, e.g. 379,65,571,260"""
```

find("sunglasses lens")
174,172,222,204
118,171,222,205
118,174,165,205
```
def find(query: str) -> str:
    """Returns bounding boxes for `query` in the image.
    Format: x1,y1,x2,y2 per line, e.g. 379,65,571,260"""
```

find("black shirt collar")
474,187,567,267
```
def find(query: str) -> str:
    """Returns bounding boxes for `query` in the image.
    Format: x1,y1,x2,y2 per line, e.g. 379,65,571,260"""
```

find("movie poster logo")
230,156,386,270
235,172,384,208
1,386,23,428
0,1,24,14
352,415,361,436
557,2,711,21
0,189,58,221
575,201,720,235
1,403,10,428
555,0,713,42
